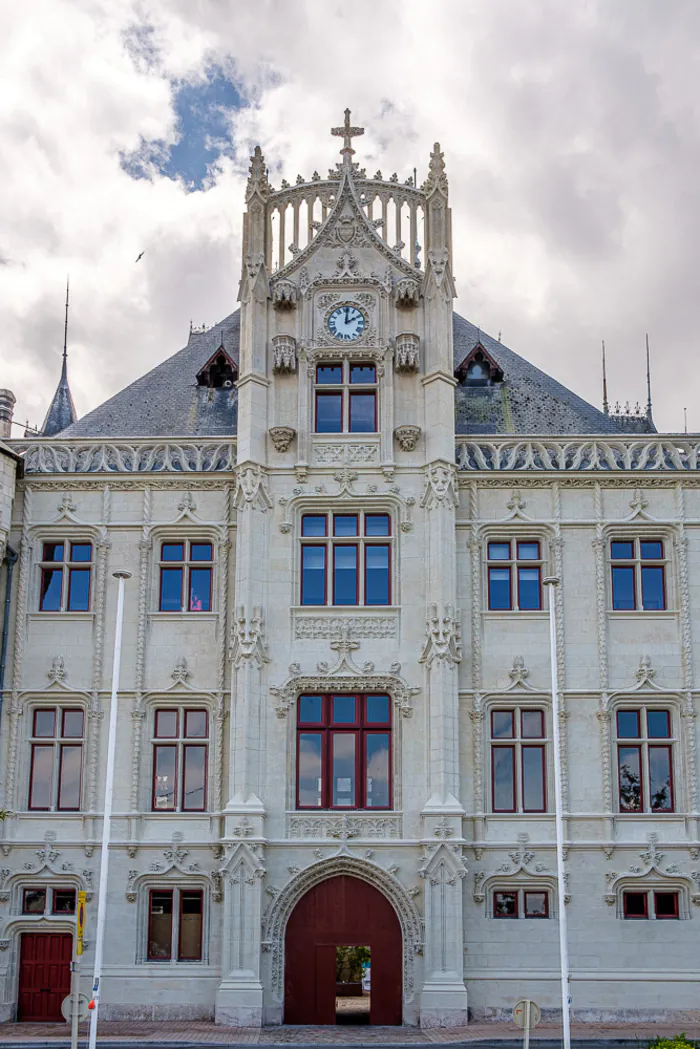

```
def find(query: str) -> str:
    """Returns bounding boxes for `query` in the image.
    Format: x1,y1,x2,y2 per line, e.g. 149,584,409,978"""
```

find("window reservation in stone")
491,708,547,813
28,708,84,811
610,539,666,610
152,709,208,812
615,708,674,813
300,512,391,606
487,540,542,611
297,694,391,810
622,890,679,919
147,888,203,961
314,361,378,434
158,541,212,612
22,887,76,915
493,890,550,918
39,541,92,611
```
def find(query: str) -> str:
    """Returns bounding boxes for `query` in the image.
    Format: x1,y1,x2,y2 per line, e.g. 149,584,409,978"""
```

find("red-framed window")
610,539,666,611
159,541,213,612
300,512,391,606
314,361,378,434
492,889,550,918
147,888,203,960
22,887,76,915
490,708,547,813
39,542,92,612
152,709,208,812
615,707,674,813
297,694,391,810
28,707,84,811
623,890,679,919
487,540,543,611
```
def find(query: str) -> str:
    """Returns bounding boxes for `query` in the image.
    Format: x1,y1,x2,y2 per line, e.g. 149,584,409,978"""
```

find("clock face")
327,304,365,342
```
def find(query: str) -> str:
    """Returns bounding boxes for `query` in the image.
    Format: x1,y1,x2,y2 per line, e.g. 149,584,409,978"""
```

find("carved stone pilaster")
419,842,469,1027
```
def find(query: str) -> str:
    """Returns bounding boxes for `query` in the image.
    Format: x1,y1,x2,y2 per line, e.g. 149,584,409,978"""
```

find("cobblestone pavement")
0,1020,699,1045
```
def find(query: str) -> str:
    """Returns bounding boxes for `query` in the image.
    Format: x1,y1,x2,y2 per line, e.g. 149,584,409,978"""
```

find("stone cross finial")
331,108,364,158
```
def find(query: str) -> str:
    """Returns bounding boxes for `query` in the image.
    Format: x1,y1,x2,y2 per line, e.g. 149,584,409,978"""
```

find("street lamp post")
543,575,571,1049
88,570,131,1049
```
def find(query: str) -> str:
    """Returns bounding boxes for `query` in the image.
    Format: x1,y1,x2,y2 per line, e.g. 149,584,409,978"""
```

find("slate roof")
59,308,629,439
41,358,78,437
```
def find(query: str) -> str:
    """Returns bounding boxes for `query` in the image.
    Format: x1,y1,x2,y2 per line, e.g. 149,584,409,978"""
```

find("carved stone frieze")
287,814,402,839
269,427,296,453
312,441,379,466
394,426,421,452
294,614,397,640
394,333,420,372
271,335,297,372
456,438,700,473
16,440,237,475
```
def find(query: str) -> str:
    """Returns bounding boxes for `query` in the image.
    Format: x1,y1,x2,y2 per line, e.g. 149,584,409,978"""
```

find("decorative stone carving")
5,832,93,900
234,464,272,512
287,814,402,839
269,427,296,453
394,333,420,372
604,834,698,914
171,657,191,685
47,656,66,683
230,606,270,669
126,834,222,903
394,426,421,452
456,437,700,473
270,652,418,720
17,440,237,475
294,614,397,640
271,280,297,310
271,334,297,372
421,461,458,510
394,278,421,309
313,442,379,466
419,603,462,668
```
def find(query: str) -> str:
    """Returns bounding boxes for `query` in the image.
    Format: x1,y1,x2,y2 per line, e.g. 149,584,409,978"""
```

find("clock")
327,304,366,342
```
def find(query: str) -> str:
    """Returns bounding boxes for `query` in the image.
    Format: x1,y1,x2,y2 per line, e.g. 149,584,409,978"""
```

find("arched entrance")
284,875,402,1025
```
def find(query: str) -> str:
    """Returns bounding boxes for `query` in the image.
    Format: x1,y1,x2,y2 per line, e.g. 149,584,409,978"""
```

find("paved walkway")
0,1020,699,1046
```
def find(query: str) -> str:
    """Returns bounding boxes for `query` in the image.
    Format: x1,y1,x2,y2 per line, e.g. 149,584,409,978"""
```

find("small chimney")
0,389,16,439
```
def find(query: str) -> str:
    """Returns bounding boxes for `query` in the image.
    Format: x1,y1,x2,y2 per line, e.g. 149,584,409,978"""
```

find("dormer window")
196,349,237,389
455,343,504,387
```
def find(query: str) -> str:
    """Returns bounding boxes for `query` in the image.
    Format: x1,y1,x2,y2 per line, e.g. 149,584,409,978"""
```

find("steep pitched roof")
41,357,78,437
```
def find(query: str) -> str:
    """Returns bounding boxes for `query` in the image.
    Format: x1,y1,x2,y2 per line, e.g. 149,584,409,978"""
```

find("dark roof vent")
196,347,237,389
455,342,504,387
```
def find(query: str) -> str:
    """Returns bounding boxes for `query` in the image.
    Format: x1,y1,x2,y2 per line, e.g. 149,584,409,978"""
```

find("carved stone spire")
245,146,271,204
424,142,448,198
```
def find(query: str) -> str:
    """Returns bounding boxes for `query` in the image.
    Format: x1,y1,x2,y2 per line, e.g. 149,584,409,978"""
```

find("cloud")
1,0,699,433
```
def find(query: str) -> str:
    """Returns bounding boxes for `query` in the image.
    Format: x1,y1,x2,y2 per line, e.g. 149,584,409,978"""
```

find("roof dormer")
455,343,504,387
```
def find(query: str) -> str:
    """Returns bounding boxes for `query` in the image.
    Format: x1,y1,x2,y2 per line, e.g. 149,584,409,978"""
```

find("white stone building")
0,113,699,1028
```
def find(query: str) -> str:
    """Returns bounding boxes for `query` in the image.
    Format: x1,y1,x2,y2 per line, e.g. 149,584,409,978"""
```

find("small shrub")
648,1036,698,1049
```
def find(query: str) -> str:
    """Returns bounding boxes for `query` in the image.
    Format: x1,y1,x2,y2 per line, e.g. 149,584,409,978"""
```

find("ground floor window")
492,889,550,918
22,887,76,915
147,888,203,960
623,889,679,919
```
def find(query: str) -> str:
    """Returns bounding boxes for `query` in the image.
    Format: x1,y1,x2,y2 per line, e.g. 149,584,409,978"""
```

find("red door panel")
18,933,72,1022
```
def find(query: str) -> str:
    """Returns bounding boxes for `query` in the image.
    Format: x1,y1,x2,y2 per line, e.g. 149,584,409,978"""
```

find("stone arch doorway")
284,874,402,1025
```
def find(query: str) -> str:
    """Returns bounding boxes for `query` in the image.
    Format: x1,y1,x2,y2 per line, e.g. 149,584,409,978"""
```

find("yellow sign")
76,891,87,956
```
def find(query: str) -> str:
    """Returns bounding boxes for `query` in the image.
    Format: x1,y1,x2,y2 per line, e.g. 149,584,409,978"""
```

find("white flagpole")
88,570,131,1049
543,576,571,1049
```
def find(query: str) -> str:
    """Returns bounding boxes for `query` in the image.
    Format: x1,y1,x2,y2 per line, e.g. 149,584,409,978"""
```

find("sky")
1,0,699,436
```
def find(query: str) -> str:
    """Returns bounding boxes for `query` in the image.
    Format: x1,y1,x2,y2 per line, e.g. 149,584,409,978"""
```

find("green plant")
648,1036,698,1049
335,945,371,982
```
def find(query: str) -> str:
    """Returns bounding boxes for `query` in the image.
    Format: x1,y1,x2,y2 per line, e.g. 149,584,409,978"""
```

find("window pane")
190,543,212,561
67,568,90,611
611,566,636,610
517,542,540,560
521,710,544,739
53,890,76,914
333,545,358,605
649,746,673,812
488,542,510,560
316,392,343,432
611,541,634,559
58,745,82,810
488,566,511,610
618,746,642,811
149,891,173,959
624,891,647,918
524,892,548,918
189,567,211,611
185,710,208,738
492,711,514,739
302,515,326,537
33,709,56,737
153,747,177,809
62,709,84,739
641,566,665,610
161,543,184,562
522,746,545,811
365,514,390,537
29,746,54,809
155,710,178,737
349,392,376,433
70,543,92,563
316,364,342,384
182,745,206,810
299,695,323,724
160,567,183,611
647,710,670,738
332,696,356,723
365,545,390,605
40,568,63,611
43,542,65,562
617,710,640,738
366,695,390,723
366,734,390,808
332,734,356,807
494,892,517,917
23,889,46,914
518,567,541,610
654,892,678,919
349,363,376,384
334,515,358,537
178,892,203,960
492,746,515,811
301,546,326,605
640,541,663,559
298,733,323,807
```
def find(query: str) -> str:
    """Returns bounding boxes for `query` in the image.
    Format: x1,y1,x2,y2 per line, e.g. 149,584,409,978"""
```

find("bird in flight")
135,251,145,263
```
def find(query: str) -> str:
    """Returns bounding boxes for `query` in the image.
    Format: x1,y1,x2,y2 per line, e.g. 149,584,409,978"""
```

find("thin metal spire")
645,333,652,422
602,340,609,415
684,407,688,435
62,276,70,375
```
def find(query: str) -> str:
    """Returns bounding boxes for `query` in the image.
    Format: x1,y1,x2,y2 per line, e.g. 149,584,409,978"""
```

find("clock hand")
344,307,350,324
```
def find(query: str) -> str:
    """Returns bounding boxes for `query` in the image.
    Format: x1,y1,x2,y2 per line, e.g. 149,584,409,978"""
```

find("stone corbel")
271,334,297,373
394,278,421,309
269,427,296,453
394,425,421,452
271,279,297,310
394,333,420,372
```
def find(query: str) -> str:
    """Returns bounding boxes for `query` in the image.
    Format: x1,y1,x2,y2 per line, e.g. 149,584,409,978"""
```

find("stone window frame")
602,524,676,615
610,876,693,921
31,527,101,618
480,874,559,919
134,877,212,966
140,696,217,816
148,526,220,619
479,526,553,616
610,698,681,816
482,696,552,816
21,697,90,814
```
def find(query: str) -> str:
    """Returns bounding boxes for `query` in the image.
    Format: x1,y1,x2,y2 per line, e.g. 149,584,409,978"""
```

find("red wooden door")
284,875,402,1025
18,933,72,1022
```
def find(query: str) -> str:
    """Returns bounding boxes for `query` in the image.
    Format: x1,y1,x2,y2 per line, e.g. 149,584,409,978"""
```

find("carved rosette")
271,334,297,373
271,279,297,310
269,427,296,453
394,333,420,372
394,425,421,452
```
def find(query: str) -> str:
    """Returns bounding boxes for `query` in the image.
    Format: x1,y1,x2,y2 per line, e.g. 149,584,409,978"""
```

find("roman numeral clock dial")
327,304,366,342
